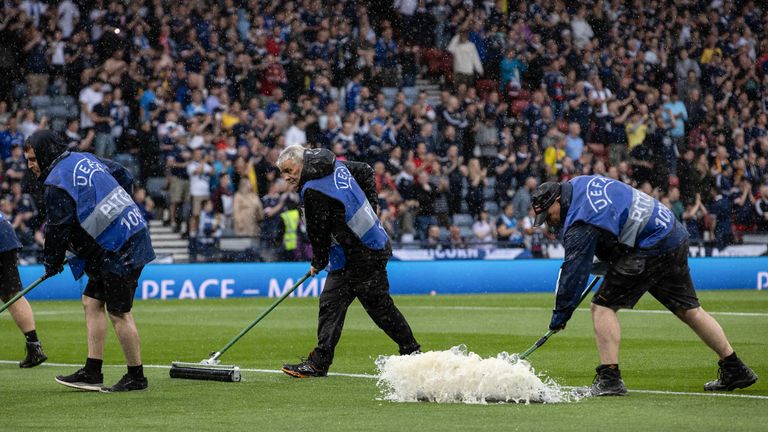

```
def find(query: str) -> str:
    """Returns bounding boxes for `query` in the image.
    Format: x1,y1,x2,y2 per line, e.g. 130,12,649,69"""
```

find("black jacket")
28,130,154,276
299,149,391,271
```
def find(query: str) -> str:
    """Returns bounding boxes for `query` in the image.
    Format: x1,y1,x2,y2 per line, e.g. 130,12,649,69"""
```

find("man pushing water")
531,175,758,395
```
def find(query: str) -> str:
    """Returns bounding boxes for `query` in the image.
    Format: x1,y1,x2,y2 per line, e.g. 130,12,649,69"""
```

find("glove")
549,308,575,331
44,263,64,280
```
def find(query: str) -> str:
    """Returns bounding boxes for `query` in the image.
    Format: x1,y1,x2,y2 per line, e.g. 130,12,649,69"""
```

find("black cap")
532,182,561,227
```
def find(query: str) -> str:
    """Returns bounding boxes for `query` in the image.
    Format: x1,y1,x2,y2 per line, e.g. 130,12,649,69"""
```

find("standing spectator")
447,29,483,90
414,171,437,241
233,179,264,238
755,185,768,232
0,117,25,161
662,87,688,155
194,200,221,262
500,48,527,95
564,122,584,162
187,148,213,237
92,92,115,158
512,177,537,221
261,180,287,259
465,158,487,218
496,203,523,246
23,28,49,96
683,193,708,244
211,173,234,234
471,210,495,245
57,0,80,38
79,79,103,131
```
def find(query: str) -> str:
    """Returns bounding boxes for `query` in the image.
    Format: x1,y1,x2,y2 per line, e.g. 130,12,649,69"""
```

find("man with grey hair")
277,145,420,377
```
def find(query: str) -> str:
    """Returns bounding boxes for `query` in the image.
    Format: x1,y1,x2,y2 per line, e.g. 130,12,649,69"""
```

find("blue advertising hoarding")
16,257,768,302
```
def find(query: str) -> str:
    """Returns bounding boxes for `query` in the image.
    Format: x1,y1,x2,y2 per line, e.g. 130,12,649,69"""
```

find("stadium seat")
452,213,474,227
30,95,51,109
484,201,499,215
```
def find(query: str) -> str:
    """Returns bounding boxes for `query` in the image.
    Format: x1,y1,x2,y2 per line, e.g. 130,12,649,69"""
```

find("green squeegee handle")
212,271,312,361
518,275,602,360
0,258,68,315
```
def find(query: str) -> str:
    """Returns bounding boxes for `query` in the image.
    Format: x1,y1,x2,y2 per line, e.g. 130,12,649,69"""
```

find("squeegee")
170,272,312,382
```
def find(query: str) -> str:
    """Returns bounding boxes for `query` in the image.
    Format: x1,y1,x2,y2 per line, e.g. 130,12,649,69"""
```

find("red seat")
475,79,498,99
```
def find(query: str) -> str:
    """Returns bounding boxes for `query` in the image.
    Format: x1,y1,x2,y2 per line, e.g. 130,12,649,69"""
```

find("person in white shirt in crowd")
447,27,483,89
186,148,213,237
57,0,80,38
78,79,103,131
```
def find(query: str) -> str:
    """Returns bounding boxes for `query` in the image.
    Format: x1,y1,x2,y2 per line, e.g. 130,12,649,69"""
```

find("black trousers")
309,259,420,371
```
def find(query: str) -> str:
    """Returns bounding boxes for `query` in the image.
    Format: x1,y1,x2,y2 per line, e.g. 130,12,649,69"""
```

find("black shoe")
704,358,758,391
281,359,327,378
55,368,103,391
399,344,421,355
101,373,149,393
19,341,47,368
590,365,628,396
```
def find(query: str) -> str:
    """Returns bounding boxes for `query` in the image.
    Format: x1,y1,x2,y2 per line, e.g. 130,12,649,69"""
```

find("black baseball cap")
532,182,561,227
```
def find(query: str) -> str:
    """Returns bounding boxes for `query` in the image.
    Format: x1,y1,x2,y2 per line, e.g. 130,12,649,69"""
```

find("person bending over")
531,175,757,395
277,146,420,377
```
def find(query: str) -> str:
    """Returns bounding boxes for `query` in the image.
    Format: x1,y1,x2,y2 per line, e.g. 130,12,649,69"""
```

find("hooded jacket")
298,148,389,271
27,130,155,276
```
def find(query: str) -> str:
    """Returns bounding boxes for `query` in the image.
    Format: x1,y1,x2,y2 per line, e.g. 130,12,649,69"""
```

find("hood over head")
299,148,336,187
26,130,68,180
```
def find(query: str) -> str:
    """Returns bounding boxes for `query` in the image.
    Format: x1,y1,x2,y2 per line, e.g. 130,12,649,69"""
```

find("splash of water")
375,345,584,404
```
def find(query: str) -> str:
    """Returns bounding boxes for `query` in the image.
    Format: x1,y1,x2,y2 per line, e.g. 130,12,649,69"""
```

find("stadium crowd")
2,0,768,262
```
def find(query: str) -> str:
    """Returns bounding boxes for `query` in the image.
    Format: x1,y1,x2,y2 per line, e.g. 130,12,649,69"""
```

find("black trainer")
704,358,758,391
590,365,628,396
55,368,103,391
281,359,327,378
399,344,421,355
101,373,149,393
19,341,47,368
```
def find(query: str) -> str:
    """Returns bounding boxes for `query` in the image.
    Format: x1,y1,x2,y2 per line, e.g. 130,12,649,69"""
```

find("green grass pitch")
1,290,766,431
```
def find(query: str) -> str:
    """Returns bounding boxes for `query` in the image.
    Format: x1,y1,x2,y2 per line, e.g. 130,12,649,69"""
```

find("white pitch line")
1,360,766,400
9,306,767,318
404,306,768,318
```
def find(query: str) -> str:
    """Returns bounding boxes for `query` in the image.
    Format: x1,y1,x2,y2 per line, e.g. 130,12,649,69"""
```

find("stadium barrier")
16,257,768,302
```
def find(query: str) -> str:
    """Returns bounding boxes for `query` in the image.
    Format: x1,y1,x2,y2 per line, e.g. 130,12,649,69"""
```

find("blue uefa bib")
45,153,148,253
563,175,677,249
301,161,388,271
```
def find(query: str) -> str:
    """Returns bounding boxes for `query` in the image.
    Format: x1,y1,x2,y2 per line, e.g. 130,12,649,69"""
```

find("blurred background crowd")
2,0,768,263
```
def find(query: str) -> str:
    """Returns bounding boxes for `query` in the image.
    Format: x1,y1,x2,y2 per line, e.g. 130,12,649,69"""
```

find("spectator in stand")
187,148,213,239
91,91,114,158
233,179,264,238
211,173,234,234
684,193,708,244
414,171,437,241
564,122,584,162
496,203,523,246
194,200,221,262
465,158,487,218
471,210,494,246
447,224,466,249
0,117,25,161
755,185,768,232
447,28,483,90
511,177,537,221
422,224,443,249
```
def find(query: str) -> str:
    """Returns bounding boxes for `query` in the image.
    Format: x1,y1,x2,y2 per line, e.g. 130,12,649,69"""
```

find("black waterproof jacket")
298,148,391,271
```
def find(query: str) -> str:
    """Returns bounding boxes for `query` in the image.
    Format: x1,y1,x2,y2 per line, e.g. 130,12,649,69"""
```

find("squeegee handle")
517,275,602,360
0,258,68,315
215,271,312,357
